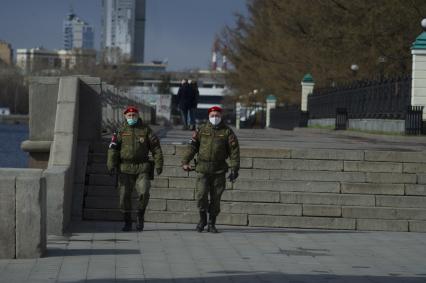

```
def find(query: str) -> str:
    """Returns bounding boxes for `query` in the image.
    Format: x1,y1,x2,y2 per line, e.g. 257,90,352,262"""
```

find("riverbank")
0,123,28,168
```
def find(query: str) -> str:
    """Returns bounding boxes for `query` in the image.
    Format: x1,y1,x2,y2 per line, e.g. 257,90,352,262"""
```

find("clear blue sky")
0,0,247,71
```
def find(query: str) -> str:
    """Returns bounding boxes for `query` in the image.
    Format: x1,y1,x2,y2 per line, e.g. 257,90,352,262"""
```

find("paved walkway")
158,127,426,152
1,222,425,283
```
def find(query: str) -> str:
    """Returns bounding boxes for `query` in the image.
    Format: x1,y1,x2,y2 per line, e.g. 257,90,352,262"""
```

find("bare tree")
221,0,426,104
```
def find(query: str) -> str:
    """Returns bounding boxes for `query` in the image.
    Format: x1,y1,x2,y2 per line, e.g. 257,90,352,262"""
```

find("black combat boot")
136,209,145,232
122,212,132,231
196,210,207,232
207,215,218,233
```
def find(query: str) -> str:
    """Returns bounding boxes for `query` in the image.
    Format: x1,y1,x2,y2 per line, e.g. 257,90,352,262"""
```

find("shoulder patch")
229,133,238,146
192,131,198,139
109,132,118,149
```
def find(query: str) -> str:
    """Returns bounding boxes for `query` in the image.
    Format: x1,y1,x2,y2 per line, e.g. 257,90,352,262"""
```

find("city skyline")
0,0,247,70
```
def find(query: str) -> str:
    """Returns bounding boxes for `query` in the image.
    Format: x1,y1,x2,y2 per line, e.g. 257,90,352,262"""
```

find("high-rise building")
101,0,146,64
63,9,95,50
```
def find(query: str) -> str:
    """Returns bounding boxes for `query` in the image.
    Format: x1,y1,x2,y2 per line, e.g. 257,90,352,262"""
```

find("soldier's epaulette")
198,124,212,135
199,123,210,131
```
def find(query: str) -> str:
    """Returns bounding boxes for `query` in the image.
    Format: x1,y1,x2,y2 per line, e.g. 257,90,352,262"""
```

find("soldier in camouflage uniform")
182,106,240,233
107,106,163,232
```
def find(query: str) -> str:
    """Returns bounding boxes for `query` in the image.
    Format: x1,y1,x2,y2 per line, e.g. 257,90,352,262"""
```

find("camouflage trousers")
196,172,226,216
118,173,151,213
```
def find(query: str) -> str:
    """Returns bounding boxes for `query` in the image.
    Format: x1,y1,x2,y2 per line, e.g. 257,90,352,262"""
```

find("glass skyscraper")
63,10,95,50
101,0,146,64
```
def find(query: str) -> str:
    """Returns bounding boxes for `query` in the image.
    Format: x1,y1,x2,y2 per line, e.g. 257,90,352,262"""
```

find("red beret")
208,106,222,114
124,106,139,114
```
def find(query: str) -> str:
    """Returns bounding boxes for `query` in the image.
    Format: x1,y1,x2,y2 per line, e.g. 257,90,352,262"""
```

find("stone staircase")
82,142,426,232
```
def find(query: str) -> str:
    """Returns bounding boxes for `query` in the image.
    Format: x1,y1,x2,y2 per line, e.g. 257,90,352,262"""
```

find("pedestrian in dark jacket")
188,80,199,130
177,79,196,130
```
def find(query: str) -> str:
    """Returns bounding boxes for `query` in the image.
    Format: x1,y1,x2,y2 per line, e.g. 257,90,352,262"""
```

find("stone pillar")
411,19,426,120
265,95,277,128
301,73,315,112
21,77,60,169
236,102,241,129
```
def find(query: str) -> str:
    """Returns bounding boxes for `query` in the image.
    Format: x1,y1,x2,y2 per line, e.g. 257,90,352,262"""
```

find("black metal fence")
335,108,348,130
270,105,307,130
308,76,411,119
405,106,424,135
251,76,424,134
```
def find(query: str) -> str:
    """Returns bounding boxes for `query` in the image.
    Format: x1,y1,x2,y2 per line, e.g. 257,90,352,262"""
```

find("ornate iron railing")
308,76,411,119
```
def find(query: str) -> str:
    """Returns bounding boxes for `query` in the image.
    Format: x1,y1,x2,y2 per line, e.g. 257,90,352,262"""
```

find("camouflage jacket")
107,119,163,175
182,122,240,174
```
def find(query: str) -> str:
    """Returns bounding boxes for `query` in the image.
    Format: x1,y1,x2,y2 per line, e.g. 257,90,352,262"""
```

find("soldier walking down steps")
181,106,240,233
107,106,164,232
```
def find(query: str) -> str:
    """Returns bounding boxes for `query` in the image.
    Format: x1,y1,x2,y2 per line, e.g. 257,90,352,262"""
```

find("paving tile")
1,221,426,283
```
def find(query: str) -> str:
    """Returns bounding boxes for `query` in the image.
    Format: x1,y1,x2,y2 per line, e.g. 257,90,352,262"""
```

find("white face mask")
209,116,221,126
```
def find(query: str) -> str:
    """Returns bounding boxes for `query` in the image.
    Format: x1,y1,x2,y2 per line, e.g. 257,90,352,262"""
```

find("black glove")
156,167,163,175
227,170,239,183
108,167,117,176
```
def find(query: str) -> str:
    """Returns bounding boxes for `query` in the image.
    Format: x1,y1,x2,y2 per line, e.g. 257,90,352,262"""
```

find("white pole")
236,102,241,129
266,95,277,128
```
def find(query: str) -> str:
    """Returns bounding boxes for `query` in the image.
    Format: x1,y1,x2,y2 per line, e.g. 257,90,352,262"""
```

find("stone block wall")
308,118,406,134
0,169,46,258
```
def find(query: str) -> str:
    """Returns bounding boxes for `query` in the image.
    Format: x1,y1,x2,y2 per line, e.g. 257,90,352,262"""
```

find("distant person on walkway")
189,80,200,131
177,79,196,130
107,105,164,232
181,106,240,233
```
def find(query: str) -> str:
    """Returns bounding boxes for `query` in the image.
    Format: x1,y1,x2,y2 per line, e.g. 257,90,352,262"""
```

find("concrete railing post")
411,19,426,120
266,95,277,128
301,73,315,112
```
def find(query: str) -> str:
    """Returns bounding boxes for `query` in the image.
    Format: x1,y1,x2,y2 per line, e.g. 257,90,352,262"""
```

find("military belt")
197,159,226,164
120,160,149,165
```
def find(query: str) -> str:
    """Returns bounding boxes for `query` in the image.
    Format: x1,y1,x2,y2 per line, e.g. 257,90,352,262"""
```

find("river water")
0,123,29,168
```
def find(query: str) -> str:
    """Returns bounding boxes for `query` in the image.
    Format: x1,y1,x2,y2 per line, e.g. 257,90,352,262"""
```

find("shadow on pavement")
63,271,426,283
66,221,363,235
218,227,363,234
47,248,140,257
139,227,362,235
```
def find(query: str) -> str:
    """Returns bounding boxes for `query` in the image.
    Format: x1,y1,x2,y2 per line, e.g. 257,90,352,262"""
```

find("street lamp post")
350,64,359,78
378,56,386,81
